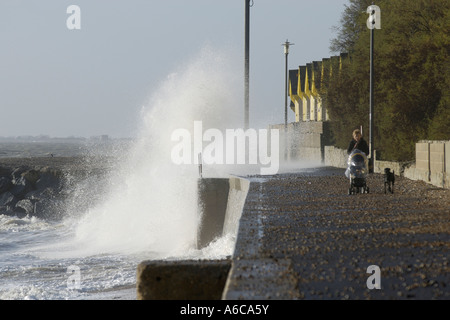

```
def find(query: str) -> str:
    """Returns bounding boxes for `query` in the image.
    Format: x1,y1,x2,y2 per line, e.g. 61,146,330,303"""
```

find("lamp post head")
282,39,294,54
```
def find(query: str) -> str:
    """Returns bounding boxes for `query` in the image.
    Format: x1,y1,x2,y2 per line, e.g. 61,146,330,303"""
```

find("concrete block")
223,177,249,236
430,143,445,173
416,142,430,153
403,165,416,181
324,146,347,168
136,259,231,300
416,142,430,171
268,122,325,163
403,165,429,183
445,142,450,173
417,169,431,182
197,178,229,249
300,133,313,147
197,177,250,249
374,160,405,175
430,171,445,188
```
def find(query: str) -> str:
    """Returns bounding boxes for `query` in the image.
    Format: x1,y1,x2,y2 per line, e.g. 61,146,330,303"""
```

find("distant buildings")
289,53,348,123
89,134,110,142
0,134,110,142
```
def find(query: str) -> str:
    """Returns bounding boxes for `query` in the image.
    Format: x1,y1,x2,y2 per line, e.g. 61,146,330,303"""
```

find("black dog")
384,168,395,194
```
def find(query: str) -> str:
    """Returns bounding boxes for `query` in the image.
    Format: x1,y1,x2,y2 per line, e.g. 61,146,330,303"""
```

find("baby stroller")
345,149,369,194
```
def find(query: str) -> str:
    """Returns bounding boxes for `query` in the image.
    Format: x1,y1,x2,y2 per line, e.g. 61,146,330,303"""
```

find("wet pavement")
223,166,450,300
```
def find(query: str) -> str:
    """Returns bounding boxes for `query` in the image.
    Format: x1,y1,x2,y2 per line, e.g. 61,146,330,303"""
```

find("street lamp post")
367,4,380,173
282,40,294,161
282,40,293,129
244,0,250,130
369,26,374,172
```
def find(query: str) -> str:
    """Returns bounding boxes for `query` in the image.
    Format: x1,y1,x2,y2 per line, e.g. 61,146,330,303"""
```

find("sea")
0,46,246,300
0,140,236,300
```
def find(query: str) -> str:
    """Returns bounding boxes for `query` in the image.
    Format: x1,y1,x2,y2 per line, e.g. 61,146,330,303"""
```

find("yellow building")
289,53,348,123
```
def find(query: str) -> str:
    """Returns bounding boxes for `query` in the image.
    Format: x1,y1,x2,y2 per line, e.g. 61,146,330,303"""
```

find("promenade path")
223,166,450,300
1,157,448,300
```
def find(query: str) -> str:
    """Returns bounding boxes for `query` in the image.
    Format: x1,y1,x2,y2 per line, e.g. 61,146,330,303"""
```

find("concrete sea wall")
196,176,250,249
324,141,450,189
136,175,250,300
405,140,450,189
270,121,330,162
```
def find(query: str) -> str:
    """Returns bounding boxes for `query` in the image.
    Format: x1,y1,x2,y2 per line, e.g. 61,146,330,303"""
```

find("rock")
25,187,56,201
11,166,29,182
15,199,34,214
0,166,64,219
10,176,34,198
35,171,61,191
22,169,40,185
33,200,49,218
0,177,12,193
32,198,65,220
0,157,114,221
0,166,11,177
0,191,18,209
0,208,17,217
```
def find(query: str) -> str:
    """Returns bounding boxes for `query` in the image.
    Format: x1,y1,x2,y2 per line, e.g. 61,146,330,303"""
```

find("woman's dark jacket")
347,138,369,155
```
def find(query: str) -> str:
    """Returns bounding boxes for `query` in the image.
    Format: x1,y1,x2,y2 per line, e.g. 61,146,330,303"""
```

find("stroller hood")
346,149,368,179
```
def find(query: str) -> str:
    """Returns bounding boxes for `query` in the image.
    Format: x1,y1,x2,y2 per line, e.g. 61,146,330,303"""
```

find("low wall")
197,176,250,249
404,140,450,189
270,122,325,162
324,141,450,189
136,175,250,300
196,178,229,249
324,146,347,168
136,259,231,300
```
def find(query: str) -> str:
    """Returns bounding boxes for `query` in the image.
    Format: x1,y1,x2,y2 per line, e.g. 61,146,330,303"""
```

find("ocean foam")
69,45,243,258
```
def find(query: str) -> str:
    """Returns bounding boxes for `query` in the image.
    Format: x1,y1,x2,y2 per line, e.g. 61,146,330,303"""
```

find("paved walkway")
223,167,450,300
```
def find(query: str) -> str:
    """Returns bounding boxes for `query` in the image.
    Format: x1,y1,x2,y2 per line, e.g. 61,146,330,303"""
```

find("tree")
329,0,373,54
326,0,450,161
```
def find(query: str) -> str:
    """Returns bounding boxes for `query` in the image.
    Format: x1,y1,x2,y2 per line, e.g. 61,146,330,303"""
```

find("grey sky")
0,0,348,138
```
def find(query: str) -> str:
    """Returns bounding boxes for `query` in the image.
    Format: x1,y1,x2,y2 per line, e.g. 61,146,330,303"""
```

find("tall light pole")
282,40,294,161
282,40,294,128
367,4,380,173
369,26,374,172
244,0,250,130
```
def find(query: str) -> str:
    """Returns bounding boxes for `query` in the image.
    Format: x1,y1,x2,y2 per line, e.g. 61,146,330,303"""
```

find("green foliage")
326,0,450,161
330,0,374,54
